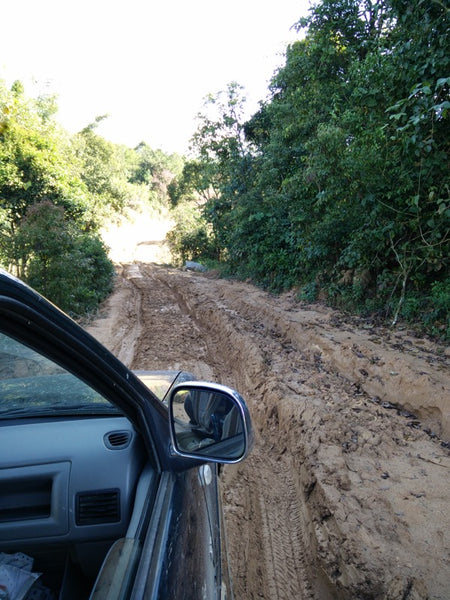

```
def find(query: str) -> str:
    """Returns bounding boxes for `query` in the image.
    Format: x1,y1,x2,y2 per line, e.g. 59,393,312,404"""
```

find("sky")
0,0,311,155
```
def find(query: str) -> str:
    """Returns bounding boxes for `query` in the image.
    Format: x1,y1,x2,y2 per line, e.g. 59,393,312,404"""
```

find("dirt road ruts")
88,261,450,599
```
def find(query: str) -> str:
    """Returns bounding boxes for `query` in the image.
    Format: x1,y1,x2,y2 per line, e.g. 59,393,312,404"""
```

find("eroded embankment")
88,264,450,599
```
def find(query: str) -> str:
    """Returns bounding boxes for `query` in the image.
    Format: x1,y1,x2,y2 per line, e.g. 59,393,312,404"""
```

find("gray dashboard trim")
0,461,70,540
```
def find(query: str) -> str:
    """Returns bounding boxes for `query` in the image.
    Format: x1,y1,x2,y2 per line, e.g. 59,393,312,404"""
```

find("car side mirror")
168,382,253,463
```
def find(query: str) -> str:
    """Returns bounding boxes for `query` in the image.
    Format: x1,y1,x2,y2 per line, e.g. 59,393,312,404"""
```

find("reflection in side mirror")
169,382,253,463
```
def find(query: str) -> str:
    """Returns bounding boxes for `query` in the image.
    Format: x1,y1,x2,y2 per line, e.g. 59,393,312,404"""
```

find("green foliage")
427,279,450,339
132,142,183,188
12,201,114,316
392,277,450,340
0,79,180,315
74,123,131,218
0,87,91,229
178,0,449,338
168,160,212,207
166,201,218,265
300,282,319,303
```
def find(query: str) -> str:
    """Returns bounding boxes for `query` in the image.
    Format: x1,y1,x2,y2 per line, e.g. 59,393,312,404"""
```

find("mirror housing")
168,382,253,463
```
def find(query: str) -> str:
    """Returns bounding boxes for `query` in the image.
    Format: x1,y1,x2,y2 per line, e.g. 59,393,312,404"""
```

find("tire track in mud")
87,264,143,366
221,448,317,600
129,264,217,380
257,453,317,600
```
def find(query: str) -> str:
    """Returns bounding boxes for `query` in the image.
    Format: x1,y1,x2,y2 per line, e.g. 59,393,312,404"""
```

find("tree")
74,118,130,216
0,80,91,231
0,81,115,313
189,82,255,258
183,0,449,336
14,201,114,315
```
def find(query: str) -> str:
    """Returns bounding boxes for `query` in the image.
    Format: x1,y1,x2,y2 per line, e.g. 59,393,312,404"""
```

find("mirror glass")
170,388,245,460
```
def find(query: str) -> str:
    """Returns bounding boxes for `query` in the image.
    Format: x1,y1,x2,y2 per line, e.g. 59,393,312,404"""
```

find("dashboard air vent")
104,430,132,449
76,490,120,525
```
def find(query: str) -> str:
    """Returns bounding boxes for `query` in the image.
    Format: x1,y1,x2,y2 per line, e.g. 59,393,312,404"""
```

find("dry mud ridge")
87,261,450,600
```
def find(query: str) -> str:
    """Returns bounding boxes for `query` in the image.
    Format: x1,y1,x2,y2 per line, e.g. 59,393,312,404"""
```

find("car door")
0,269,251,599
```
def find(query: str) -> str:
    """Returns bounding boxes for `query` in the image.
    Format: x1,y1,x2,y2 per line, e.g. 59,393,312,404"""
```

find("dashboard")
0,416,146,549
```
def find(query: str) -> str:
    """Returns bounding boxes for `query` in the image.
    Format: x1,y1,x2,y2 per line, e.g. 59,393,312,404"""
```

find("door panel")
131,468,223,600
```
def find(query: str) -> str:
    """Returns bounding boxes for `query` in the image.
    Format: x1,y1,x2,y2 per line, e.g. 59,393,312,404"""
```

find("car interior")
0,330,154,599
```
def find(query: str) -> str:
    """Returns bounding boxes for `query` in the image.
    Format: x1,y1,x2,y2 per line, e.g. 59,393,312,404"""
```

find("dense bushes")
15,201,115,315
166,202,218,265
168,0,449,339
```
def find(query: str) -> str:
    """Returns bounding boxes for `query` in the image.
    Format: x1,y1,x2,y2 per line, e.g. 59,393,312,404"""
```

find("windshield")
0,331,119,418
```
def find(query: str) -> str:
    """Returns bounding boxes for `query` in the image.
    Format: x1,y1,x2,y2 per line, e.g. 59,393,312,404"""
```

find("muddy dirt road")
87,220,449,599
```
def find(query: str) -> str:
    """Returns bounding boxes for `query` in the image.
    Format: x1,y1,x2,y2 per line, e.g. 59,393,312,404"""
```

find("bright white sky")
0,0,311,155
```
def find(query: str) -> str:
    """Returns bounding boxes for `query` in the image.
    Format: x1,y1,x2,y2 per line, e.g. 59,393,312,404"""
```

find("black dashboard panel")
0,416,145,549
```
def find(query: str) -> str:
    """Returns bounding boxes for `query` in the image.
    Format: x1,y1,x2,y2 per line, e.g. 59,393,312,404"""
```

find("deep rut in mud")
88,262,450,600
